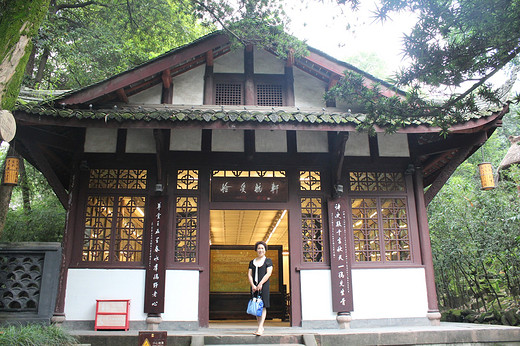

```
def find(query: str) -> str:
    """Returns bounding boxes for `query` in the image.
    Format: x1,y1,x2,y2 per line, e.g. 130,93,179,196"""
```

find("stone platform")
69,321,520,346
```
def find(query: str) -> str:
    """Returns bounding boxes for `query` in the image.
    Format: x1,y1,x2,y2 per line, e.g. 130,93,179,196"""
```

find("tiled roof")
15,103,501,128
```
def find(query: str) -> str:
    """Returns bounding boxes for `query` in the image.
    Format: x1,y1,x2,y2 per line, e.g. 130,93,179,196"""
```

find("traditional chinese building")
12,31,508,330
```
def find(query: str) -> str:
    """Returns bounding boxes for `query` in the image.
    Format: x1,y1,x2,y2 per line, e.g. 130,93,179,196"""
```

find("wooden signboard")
144,196,167,313
211,177,288,202
328,198,354,312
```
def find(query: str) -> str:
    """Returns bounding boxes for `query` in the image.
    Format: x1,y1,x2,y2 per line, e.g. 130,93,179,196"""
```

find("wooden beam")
162,69,171,89
18,139,69,208
423,132,487,205
153,129,168,187
116,88,128,103
203,50,214,105
331,131,349,197
244,45,254,105
59,34,230,105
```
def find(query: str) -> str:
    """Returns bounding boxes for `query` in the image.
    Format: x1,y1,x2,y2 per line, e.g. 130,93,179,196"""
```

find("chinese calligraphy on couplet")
328,199,354,312
144,196,167,313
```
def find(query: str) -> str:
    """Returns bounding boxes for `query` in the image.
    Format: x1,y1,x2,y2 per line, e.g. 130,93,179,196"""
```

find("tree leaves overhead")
28,0,212,89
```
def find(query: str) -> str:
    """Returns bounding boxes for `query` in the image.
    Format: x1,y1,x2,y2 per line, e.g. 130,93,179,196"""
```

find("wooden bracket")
331,131,349,197
19,139,69,208
153,129,168,190
423,132,487,205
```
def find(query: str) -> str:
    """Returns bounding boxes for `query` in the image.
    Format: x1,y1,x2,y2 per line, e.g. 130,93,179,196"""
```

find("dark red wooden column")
244,45,254,105
203,50,214,105
413,167,441,325
285,49,295,107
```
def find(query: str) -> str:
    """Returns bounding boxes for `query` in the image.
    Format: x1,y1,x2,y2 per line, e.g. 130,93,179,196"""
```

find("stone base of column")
51,313,66,327
427,311,442,326
336,312,352,329
146,314,162,331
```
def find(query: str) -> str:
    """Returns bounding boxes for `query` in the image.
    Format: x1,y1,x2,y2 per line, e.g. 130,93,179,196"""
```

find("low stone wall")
0,242,62,325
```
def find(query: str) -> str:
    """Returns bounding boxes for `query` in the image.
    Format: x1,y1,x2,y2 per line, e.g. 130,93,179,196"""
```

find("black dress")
249,257,273,308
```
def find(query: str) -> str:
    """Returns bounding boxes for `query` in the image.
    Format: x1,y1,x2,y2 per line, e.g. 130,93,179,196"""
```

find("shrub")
0,324,77,346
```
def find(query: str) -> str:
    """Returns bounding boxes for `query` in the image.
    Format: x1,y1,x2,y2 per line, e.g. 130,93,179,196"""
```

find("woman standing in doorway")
248,241,273,336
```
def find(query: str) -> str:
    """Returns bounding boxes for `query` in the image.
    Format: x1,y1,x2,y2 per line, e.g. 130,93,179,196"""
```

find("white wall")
172,65,205,105
254,48,284,74
300,268,428,322
64,269,147,321
128,84,162,104
162,270,199,321
294,68,327,108
214,49,244,73
351,268,428,319
84,128,118,153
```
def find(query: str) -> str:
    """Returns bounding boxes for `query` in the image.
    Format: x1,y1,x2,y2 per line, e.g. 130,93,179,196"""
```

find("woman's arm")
248,268,257,291
256,266,273,292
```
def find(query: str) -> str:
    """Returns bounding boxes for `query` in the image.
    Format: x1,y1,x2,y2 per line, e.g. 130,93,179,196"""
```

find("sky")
284,1,417,78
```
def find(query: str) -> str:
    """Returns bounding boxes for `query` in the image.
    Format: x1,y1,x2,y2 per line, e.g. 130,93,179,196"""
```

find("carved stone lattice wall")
0,254,43,312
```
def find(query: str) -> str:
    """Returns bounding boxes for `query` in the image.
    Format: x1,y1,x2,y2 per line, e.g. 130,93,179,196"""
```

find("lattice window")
89,169,147,190
115,196,145,262
83,196,114,262
216,83,242,105
351,198,380,262
257,84,283,106
349,172,404,192
177,170,199,190
299,171,321,191
83,169,147,263
351,197,410,262
382,198,410,261
175,196,198,263
212,170,286,178
301,197,323,262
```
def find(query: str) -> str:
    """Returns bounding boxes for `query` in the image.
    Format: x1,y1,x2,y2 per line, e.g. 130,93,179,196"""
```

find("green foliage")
428,109,520,313
29,0,212,89
0,0,50,109
0,145,65,242
1,201,66,242
0,324,77,346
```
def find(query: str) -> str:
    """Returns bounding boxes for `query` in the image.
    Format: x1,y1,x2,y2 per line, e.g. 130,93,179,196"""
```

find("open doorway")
208,209,290,327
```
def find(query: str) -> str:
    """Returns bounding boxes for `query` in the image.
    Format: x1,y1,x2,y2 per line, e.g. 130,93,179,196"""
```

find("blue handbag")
246,292,264,317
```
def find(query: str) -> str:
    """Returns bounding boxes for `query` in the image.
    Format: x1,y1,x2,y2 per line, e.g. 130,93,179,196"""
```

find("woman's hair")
255,241,267,251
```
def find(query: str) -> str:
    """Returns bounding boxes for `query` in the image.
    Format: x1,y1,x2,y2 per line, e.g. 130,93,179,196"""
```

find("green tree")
26,0,212,89
428,107,520,312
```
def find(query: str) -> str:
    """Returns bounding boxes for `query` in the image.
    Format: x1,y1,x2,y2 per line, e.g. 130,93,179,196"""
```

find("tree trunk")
0,0,51,110
19,157,31,214
0,146,16,236
25,43,37,81
34,47,49,86
0,0,51,236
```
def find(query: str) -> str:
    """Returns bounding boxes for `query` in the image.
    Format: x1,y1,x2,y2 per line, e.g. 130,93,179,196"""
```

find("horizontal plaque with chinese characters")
328,198,354,312
144,196,167,313
211,177,288,202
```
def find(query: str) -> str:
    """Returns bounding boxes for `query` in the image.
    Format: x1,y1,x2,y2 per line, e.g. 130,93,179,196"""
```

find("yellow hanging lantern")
3,156,20,186
478,162,495,190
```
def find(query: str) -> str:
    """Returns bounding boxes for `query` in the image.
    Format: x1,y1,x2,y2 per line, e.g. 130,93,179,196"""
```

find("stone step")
192,334,312,345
